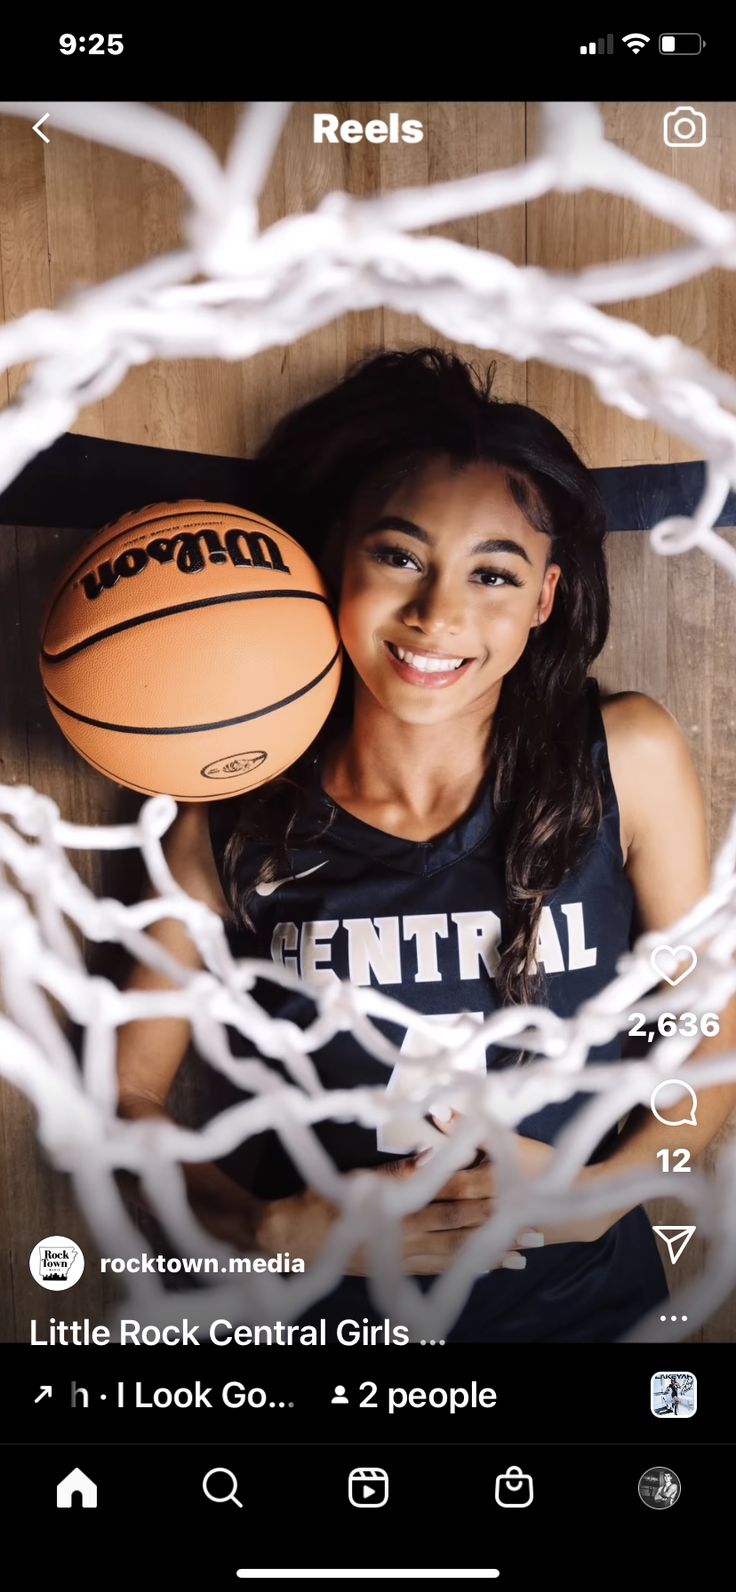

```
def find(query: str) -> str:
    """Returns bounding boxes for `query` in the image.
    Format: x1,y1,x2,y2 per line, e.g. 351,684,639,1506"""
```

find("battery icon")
659,34,704,54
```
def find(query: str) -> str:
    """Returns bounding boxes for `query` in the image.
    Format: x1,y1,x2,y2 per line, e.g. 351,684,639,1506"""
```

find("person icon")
640,1466,681,1509
332,1385,349,1405
654,1471,679,1507
651,1372,696,1420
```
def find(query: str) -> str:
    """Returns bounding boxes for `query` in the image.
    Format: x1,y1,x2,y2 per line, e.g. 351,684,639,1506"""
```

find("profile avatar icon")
29,1235,85,1292
638,1466,681,1509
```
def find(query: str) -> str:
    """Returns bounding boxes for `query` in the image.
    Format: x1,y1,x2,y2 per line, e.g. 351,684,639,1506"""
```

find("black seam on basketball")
41,588,332,663
61,736,292,799
54,510,306,600
44,644,342,734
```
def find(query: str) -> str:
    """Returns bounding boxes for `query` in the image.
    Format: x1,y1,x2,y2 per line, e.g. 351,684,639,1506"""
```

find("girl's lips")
383,640,474,688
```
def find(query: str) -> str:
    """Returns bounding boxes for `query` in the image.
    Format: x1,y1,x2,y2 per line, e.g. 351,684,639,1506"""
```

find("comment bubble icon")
650,1078,698,1127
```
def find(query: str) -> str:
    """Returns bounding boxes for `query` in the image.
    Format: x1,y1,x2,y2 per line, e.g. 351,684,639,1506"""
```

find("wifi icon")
623,32,651,53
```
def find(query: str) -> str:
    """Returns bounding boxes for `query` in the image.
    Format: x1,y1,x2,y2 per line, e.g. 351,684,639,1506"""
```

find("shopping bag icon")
495,1465,534,1508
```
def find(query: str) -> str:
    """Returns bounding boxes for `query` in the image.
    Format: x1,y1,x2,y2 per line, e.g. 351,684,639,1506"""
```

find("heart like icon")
650,944,698,987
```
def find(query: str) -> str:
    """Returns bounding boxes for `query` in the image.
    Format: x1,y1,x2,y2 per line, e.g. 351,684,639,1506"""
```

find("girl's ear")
533,563,562,628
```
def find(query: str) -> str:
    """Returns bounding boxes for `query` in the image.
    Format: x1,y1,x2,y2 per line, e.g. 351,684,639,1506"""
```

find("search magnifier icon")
203,1467,243,1508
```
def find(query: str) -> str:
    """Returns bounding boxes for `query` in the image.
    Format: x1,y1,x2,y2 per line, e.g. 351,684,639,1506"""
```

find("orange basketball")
39,500,342,800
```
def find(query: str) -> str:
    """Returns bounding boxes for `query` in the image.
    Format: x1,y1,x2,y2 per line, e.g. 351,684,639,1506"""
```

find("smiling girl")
117,346,736,1342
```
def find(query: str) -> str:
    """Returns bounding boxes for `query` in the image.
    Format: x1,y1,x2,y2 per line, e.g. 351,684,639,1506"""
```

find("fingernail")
501,1253,527,1270
515,1231,545,1248
432,1106,454,1125
414,1149,433,1167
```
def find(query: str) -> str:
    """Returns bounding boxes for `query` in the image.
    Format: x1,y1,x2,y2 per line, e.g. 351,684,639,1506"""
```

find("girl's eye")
368,544,422,571
367,545,523,589
475,567,524,589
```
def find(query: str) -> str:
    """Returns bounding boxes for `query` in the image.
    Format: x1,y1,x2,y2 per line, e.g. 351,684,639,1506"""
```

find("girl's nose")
402,580,465,636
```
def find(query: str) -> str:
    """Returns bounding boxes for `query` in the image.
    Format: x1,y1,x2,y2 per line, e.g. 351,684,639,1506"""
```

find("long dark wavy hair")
221,346,611,1008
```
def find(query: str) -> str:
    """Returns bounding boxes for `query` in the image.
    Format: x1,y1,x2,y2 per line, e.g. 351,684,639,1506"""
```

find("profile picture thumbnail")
650,1371,697,1419
28,1235,85,1292
638,1468,682,1510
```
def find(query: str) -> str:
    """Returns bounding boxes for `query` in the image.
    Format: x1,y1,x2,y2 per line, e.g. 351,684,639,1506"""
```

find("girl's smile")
383,638,476,687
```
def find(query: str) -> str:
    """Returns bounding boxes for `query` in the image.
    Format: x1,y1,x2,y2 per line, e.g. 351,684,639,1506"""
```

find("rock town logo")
78,527,291,601
29,1235,85,1291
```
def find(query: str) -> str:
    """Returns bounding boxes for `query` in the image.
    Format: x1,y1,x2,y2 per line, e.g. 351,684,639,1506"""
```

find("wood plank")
0,114,52,404
0,517,26,1339
378,100,429,353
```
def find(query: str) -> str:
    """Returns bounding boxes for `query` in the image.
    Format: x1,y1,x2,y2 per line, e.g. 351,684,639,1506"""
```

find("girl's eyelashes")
475,567,524,589
366,542,524,588
367,543,421,571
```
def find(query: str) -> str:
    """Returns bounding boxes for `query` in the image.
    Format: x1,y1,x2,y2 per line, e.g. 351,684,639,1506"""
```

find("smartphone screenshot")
1,26,734,1585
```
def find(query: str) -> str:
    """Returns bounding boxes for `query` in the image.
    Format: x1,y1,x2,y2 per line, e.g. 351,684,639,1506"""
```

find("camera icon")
663,106,706,147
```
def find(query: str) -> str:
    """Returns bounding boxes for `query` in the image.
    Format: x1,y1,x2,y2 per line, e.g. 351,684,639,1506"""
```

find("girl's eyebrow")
364,514,532,566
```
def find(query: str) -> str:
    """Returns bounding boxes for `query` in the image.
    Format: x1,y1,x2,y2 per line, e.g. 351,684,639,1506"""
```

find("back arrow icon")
33,114,50,144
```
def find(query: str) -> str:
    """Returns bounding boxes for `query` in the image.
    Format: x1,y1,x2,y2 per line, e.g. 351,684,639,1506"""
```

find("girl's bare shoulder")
599,689,687,760
599,690,700,858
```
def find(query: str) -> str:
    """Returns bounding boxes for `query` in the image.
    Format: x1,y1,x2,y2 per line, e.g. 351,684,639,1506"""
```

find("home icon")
57,1468,97,1509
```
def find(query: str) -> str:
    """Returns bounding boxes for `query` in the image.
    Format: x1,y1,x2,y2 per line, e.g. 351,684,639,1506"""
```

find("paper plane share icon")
652,1225,697,1265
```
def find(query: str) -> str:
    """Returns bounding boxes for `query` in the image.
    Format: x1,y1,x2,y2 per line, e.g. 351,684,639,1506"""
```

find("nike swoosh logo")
254,861,328,897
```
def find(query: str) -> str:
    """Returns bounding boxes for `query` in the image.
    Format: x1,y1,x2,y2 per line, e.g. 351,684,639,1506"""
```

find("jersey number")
378,1011,486,1155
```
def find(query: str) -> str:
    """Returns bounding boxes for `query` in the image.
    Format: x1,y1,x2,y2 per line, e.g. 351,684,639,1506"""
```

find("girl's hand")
257,1162,528,1277
216,1122,611,1266
423,1130,611,1246
256,1187,344,1267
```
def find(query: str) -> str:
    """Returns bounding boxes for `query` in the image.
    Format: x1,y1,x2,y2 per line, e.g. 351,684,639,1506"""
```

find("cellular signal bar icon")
580,35,614,54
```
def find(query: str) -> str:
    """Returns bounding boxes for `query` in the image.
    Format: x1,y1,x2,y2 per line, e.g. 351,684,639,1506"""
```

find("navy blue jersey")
206,677,668,1341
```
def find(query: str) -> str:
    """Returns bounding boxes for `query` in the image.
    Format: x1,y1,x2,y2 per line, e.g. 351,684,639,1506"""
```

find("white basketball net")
2,99,736,1345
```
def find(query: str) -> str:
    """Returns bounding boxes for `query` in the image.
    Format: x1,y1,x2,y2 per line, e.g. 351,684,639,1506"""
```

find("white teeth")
392,645,466,673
